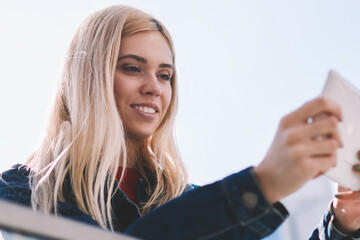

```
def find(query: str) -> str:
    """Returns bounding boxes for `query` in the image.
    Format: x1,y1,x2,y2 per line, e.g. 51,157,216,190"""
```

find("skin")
332,157,360,234
114,31,173,139
254,97,343,203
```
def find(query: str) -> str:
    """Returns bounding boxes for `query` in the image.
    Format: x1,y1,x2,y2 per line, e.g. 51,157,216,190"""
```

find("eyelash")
123,66,140,73
122,65,172,81
157,73,172,81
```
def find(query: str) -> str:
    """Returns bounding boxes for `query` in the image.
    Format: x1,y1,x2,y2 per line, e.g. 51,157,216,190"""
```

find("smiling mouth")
130,104,158,114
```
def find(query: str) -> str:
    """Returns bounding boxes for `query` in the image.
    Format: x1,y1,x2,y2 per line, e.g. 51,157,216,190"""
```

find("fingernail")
353,165,360,172
335,194,343,198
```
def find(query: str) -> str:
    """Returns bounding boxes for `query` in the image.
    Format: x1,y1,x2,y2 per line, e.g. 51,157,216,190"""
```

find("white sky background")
1,0,360,185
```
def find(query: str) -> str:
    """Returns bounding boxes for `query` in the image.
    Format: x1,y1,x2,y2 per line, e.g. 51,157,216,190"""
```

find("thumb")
335,190,360,202
337,185,352,193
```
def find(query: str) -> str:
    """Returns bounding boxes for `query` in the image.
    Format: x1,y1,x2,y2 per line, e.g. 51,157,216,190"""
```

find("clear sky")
1,0,360,239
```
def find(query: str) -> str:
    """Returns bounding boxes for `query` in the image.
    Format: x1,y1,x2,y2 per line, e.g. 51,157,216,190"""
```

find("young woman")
0,5,358,239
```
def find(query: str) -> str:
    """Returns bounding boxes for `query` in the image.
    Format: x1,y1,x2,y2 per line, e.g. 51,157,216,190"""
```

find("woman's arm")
126,97,343,240
126,166,288,240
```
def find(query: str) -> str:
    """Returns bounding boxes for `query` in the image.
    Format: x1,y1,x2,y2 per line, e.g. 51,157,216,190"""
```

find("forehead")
119,31,173,64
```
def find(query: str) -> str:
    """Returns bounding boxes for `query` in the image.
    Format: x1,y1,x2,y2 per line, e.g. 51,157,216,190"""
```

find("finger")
312,171,324,179
283,120,341,146
307,139,339,157
352,151,360,175
335,191,360,202
309,116,342,146
352,164,360,175
286,97,342,125
308,154,337,176
337,184,353,193
354,152,360,175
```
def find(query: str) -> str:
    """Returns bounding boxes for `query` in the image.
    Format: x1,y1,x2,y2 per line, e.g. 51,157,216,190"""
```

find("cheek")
163,86,172,111
113,83,122,108
113,75,121,98
113,78,128,113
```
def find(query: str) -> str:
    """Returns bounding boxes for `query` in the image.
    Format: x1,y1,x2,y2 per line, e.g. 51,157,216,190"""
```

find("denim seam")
221,179,240,222
246,214,277,236
222,177,285,226
220,178,285,237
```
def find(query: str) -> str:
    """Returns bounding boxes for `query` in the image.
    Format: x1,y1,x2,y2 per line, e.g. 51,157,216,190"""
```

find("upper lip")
130,102,160,112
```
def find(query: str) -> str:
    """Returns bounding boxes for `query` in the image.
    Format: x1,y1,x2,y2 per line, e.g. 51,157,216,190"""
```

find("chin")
125,129,154,140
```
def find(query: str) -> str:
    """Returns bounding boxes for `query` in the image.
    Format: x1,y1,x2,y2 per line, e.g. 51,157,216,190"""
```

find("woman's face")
114,31,173,139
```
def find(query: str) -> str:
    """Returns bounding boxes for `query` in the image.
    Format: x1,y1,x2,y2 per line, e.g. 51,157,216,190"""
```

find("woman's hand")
331,152,360,234
254,97,343,203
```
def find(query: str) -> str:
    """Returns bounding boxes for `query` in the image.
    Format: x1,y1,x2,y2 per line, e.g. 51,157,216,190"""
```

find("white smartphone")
321,70,360,190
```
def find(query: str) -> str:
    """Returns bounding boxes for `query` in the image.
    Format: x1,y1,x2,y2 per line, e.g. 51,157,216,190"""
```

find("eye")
123,65,141,73
156,69,173,81
118,64,141,74
157,73,172,81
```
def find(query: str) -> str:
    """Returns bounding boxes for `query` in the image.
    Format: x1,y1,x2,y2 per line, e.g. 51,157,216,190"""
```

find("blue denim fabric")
309,203,360,240
0,164,141,232
0,165,288,239
126,167,288,239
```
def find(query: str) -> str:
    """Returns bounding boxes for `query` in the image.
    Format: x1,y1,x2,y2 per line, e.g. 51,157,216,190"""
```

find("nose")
139,73,162,96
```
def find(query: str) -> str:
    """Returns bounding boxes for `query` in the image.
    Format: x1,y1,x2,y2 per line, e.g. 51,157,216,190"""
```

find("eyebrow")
118,54,147,63
117,54,174,70
159,63,174,70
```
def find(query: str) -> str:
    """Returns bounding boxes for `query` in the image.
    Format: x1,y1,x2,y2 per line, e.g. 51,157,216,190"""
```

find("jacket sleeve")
309,202,360,240
125,166,288,240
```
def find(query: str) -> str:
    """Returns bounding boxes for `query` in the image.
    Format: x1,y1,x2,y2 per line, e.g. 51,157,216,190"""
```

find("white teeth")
134,105,156,114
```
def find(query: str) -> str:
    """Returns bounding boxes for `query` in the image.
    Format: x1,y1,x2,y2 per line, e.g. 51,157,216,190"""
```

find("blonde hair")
27,5,187,230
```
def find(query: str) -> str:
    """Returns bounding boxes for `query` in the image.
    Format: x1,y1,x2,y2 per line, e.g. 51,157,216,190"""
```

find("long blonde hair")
27,5,187,230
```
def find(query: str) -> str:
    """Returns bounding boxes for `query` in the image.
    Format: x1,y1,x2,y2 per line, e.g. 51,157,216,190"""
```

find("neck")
123,138,143,168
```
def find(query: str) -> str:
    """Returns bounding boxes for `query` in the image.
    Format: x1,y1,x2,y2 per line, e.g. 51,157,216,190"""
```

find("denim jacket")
0,164,289,239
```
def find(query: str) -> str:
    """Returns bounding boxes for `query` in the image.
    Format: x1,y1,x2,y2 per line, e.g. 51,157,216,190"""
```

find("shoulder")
0,164,30,184
0,164,30,183
0,164,32,206
184,183,199,192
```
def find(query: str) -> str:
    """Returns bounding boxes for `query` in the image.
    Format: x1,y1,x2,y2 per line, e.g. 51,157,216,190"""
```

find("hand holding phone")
321,70,360,190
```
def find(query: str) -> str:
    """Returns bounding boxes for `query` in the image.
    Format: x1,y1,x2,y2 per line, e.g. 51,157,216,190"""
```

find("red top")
116,167,142,207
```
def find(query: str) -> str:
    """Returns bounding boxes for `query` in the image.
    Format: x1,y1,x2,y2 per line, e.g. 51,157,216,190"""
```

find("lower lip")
131,107,158,120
